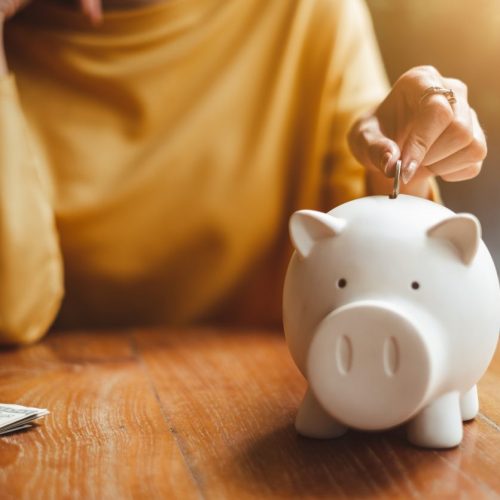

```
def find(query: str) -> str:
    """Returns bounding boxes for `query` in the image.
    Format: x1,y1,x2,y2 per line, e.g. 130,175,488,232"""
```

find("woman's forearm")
0,71,64,344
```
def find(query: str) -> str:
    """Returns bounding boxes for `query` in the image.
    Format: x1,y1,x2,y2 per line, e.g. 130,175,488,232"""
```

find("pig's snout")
307,301,436,431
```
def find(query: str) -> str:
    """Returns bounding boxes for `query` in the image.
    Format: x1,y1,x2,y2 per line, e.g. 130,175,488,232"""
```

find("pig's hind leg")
460,385,479,421
295,387,348,439
406,391,463,448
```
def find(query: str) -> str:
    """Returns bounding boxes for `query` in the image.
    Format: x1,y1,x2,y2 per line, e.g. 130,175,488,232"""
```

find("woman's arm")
0,0,105,344
322,0,485,201
349,66,487,196
0,11,65,344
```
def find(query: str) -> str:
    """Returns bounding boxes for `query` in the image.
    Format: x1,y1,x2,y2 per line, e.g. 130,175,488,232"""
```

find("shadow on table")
231,421,462,498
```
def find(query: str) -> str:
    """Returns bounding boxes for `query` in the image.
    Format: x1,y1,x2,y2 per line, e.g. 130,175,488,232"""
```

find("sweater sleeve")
320,0,390,209
321,0,441,207
0,74,63,345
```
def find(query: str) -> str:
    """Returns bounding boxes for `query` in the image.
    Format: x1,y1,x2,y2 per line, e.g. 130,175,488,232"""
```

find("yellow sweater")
1,0,388,343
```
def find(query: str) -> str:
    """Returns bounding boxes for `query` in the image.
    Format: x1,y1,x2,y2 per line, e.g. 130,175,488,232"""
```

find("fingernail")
381,152,394,176
402,160,418,184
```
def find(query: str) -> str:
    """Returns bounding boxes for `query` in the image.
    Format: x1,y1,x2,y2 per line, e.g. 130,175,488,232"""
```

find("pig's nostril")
383,336,399,376
336,334,352,375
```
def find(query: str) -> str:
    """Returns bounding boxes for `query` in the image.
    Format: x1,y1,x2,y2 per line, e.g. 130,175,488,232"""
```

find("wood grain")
0,331,198,500
0,327,499,499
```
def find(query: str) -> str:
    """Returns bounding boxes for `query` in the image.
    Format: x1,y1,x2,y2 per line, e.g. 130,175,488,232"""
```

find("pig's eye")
411,281,420,290
337,278,347,288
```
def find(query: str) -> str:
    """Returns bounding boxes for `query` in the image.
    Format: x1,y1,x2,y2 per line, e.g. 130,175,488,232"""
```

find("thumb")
348,115,400,177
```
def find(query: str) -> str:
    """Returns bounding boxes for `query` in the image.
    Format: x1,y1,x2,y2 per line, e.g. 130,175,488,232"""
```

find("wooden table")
0,327,498,499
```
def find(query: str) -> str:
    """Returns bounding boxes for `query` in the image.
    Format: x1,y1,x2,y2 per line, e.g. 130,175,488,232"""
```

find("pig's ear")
290,210,346,259
426,214,481,265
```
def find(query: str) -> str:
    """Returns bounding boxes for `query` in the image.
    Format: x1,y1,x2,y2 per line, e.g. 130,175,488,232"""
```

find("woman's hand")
77,0,102,25
348,66,487,196
0,0,30,20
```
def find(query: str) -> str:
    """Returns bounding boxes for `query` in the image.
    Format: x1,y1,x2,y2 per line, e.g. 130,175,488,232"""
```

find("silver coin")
389,160,402,199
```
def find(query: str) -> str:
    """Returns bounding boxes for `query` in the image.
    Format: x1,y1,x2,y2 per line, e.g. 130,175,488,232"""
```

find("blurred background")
366,0,500,266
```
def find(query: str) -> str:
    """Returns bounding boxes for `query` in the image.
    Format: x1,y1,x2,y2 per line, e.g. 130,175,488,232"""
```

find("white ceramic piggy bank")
283,194,500,448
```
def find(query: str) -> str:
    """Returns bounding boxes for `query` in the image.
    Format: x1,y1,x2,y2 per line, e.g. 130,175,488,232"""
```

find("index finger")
421,78,472,166
401,90,454,183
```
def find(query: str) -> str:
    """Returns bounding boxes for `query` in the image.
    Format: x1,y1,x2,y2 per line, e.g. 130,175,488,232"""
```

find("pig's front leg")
460,385,479,421
406,391,462,448
295,387,347,439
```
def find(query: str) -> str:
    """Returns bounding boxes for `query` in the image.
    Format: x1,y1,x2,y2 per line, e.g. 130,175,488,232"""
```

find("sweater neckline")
17,0,223,37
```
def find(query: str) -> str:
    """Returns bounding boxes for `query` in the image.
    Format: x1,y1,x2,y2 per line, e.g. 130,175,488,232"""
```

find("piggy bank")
283,194,500,448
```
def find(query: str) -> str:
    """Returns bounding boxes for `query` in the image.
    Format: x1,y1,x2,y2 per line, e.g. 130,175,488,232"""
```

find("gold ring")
419,86,457,107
